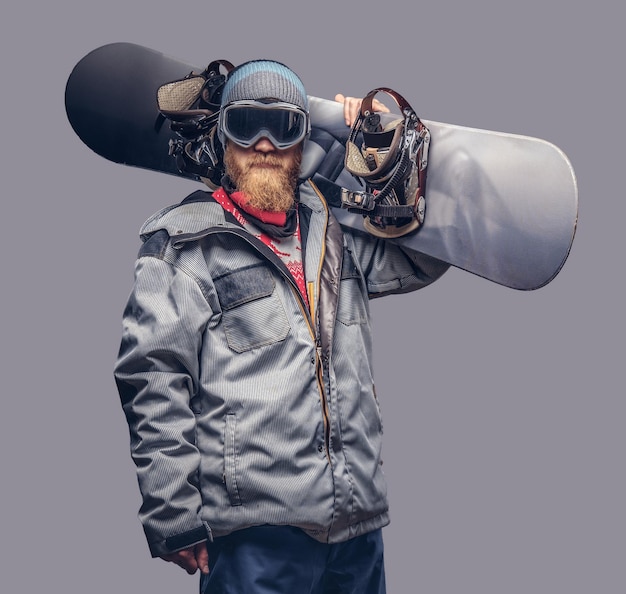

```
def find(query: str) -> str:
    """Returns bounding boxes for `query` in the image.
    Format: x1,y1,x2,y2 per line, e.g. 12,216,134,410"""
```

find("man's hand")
161,541,210,575
334,93,390,127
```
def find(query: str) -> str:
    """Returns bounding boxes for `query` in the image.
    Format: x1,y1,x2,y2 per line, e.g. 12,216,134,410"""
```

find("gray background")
1,1,623,592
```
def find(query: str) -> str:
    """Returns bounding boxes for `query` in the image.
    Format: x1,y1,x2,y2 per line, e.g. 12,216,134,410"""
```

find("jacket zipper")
192,226,333,461
312,199,332,460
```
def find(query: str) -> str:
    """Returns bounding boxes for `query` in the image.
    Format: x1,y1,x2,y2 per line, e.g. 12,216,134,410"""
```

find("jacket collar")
140,181,327,242
139,190,231,242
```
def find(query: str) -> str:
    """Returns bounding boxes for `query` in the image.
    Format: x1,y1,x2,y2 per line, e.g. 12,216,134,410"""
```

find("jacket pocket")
336,247,369,325
214,265,290,352
223,413,242,507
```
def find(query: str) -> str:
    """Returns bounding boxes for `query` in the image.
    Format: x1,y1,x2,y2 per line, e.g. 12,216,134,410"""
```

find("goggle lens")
221,102,309,149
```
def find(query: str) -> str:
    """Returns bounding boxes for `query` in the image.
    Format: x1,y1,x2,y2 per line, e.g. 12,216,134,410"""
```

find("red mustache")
245,154,284,169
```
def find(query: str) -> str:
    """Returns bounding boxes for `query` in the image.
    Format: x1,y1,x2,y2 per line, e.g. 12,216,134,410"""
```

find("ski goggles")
219,100,310,149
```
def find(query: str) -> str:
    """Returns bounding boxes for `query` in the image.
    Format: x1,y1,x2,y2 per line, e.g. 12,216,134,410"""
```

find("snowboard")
65,42,578,290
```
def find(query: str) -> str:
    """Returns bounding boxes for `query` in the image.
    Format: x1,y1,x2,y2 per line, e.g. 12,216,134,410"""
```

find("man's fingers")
335,93,360,126
334,94,391,127
335,94,363,126
371,98,391,113
195,542,210,575
161,547,200,574
176,551,198,574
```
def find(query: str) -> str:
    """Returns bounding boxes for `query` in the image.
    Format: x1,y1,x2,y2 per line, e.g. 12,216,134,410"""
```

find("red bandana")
223,189,288,226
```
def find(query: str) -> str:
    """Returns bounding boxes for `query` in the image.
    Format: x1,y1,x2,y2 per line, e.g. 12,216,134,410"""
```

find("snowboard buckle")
340,188,377,211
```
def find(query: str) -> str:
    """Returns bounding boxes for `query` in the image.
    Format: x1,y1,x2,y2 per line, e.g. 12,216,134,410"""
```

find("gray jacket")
114,180,448,557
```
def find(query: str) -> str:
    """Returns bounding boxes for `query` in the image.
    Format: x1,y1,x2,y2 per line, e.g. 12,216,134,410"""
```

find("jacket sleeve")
114,254,213,557
345,230,450,297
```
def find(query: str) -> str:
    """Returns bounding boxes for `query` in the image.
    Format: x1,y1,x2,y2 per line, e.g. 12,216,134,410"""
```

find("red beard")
224,145,302,212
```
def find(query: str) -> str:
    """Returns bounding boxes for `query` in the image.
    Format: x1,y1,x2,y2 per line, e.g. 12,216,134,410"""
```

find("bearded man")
114,60,448,594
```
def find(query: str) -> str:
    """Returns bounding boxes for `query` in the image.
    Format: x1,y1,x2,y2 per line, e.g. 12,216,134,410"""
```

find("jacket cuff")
148,523,212,557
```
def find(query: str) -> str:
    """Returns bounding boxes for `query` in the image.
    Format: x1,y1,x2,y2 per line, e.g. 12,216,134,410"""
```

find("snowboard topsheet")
65,43,578,290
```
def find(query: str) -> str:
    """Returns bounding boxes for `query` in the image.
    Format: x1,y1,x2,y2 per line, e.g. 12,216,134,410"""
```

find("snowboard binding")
342,88,430,238
156,59,234,187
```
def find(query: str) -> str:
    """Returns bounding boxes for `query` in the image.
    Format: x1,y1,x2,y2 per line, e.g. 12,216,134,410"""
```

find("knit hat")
220,60,309,112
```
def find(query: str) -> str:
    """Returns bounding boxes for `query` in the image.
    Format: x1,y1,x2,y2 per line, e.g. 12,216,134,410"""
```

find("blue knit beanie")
220,60,309,112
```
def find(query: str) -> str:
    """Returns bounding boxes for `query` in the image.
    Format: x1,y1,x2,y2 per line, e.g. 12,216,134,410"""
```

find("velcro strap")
369,203,416,218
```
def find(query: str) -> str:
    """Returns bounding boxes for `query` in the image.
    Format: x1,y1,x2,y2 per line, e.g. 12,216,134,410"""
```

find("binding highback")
342,87,430,238
156,60,235,187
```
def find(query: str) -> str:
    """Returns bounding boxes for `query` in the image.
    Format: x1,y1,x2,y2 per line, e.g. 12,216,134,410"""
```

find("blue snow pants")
199,525,386,594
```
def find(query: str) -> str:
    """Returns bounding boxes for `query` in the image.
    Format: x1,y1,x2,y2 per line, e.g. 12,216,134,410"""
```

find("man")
114,60,448,593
